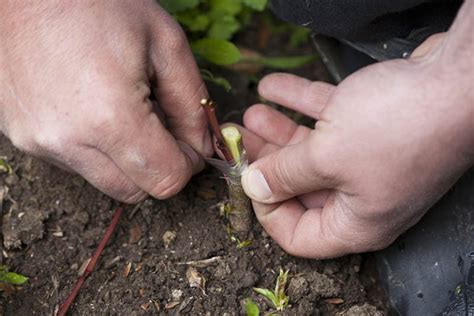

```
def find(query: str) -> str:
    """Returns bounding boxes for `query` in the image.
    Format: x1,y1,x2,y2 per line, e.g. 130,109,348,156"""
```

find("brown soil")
0,17,388,315
1,137,387,315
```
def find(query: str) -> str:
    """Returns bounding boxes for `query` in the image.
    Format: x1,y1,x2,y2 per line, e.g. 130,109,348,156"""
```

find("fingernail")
242,167,272,201
178,141,205,174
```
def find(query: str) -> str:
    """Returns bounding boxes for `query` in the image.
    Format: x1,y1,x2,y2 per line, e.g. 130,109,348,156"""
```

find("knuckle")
32,126,71,153
151,163,191,199
162,21,187,52
280,242,304,258
308,140,337,183
273,155,298,193
8,130,36,153
90,104,121,134
10,123,73,155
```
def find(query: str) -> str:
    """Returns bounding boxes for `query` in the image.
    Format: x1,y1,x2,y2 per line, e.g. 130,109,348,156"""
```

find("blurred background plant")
159,0,315,91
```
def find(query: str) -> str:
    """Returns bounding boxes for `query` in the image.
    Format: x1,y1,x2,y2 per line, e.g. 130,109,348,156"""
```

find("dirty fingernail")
178,141,205,174
242,167,272,201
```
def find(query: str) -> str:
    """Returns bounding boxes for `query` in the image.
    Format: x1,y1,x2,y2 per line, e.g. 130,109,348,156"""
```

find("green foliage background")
160,0,268,65
158,0,314,71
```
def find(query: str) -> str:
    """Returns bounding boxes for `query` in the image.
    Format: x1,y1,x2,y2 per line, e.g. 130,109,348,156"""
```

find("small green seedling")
254,269,290,312
230,234,253,249
0,157,13,174
245,298,260,316
0,265,28,286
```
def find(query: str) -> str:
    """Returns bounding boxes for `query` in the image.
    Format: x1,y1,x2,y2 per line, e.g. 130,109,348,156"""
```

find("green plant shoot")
222,126,243,163
0,157,13,174
245,298,260,316
254,269,290,312
0,266,28,286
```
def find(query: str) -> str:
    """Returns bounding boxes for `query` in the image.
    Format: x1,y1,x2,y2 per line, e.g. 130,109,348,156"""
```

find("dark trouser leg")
377,169,474,315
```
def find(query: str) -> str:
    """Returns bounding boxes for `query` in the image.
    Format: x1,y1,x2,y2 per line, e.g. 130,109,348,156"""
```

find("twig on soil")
57,206,124,316
177,256,224,268
128,203,141,220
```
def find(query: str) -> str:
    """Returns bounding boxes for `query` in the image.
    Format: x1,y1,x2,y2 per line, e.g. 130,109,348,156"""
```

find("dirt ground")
1,134,388,315
0,19,389,315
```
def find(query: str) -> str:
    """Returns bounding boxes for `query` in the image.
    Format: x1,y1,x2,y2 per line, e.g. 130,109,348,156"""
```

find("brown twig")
200,98,234,162
57,206,124,316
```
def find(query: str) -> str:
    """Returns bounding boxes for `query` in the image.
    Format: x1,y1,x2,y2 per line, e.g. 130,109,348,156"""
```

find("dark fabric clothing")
271,0,461,42
271,0,462,59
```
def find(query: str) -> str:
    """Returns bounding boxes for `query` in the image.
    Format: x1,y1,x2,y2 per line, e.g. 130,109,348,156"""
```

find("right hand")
238,46,473,258
0,0,213,203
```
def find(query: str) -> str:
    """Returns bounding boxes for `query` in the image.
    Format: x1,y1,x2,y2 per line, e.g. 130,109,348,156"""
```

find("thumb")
241,137,337,203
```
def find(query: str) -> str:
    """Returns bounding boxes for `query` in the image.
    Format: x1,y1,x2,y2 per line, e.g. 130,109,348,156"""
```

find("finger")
150,10,213,159
219,124,330,210
241,137,338,203
68,146,147,203
297,191,331,209
252,199,350,258
258,73,335,120
254,195,400,258
99,102,195,200
244,104,311,147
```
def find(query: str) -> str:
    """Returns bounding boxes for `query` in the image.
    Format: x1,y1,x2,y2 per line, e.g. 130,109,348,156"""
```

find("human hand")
0,1,212,203
237,36,473,258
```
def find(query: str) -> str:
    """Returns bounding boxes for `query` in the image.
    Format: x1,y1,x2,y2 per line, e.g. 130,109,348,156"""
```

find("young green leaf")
289,27,311,48
0,157,13,174
237,240,253,249
253,269,290,312
274,269,290,311
175,11,210,32
0,266,28,285
1,272,29,285
200,69,233,92
242,0,268,11
191,39,241,65
244,298,260,316
253,287,278,307
159,0,200,14
208,15,241,40
275,269,289,295
209,0,242,18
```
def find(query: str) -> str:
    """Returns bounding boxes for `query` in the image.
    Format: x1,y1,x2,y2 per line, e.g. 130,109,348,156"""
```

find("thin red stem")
57,206,124,316
201,99,234,163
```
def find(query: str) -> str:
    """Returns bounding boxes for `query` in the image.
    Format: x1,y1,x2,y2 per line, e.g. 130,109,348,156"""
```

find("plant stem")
227,180,252,238
201,99,253,240
221,127,252,239
57,206,124,316
200,98,234,162
222,126,243,163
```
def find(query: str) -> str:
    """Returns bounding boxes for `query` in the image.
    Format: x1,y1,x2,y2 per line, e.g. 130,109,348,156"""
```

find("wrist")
419,2,474,166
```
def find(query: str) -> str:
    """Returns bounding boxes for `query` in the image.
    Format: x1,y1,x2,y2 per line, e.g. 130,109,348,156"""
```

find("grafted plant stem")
201,99,253,240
